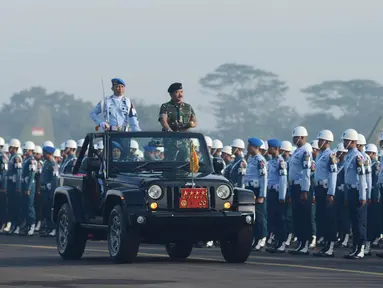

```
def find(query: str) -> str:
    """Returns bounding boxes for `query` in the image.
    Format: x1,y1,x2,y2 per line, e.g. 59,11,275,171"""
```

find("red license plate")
179,188,208,209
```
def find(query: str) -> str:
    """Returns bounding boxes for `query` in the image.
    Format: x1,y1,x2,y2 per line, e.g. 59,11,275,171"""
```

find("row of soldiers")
203,127,383,259
0,138,92,237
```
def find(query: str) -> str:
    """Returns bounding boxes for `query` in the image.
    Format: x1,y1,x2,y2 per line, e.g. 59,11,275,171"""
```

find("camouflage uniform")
159,101,196,161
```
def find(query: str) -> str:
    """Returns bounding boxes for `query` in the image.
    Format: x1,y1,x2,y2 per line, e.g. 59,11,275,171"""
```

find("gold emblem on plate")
181,200,187,207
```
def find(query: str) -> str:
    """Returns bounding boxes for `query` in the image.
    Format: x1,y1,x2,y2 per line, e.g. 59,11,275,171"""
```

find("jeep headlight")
216,185,231,200
148,185,163,200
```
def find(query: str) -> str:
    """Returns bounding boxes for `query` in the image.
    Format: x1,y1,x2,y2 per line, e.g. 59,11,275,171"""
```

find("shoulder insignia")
304,151,310,160
240,160,247,168
364,159,370,166
280,160,287,169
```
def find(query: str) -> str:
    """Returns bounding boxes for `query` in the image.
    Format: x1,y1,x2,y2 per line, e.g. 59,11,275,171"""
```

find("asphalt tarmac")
0,235,382,288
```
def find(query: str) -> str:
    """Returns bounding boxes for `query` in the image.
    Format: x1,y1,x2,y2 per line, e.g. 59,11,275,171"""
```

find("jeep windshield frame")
104,131,213,176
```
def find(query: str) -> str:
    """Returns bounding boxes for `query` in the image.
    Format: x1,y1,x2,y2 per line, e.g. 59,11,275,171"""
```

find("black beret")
168,82,183,94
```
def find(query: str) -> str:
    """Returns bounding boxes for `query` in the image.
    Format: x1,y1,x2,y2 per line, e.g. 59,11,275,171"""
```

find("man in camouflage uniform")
158,82,197,161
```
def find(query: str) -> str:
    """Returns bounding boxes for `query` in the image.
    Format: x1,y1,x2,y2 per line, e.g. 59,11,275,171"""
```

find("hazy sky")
1,0,382,130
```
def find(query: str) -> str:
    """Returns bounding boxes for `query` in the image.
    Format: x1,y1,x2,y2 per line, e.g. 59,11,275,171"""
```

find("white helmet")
65,139,77,149
280,141,293,152
9,139,21,148
231,139,245,149
22,141,35,151
34,145,42,154
317,129,334,142
130,140,139,149
341,129,358,141
260,140,268,150
357,134,366,145
222,145,232,155
365,143,378,154
77,138,85,148
191,138,200,147
204,136,213,147
43,141,54,148
156,147,165,152
292,126,308,137
335,143,348,153
310,140,319,150
212,139,223,149
53,149,62,157
2,144,9,153
305,143,313,153
0,137,4,146
60,142,66,150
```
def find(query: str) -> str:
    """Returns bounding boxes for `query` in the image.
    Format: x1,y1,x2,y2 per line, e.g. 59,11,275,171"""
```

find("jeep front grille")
165,186,216,209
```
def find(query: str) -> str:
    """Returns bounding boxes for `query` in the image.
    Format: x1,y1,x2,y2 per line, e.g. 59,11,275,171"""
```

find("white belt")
268,184,279,190
346,184,357,189
245,180,259,188
290,180,301,186
314,179,328,187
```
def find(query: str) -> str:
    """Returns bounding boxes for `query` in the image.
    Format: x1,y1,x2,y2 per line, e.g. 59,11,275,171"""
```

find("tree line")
1,63,382,146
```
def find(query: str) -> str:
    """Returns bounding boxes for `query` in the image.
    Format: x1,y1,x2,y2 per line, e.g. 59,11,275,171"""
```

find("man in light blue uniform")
364,144,380,255
334,143,350,247
341,129,368,259
357,134,372,204
265,139,288,253
244,137,268,251
90,78,141,132
312,130,338,257
228,139,246,188
288,126,312,255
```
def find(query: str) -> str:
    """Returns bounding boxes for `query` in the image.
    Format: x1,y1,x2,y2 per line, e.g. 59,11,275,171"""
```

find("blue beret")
144,145,156,152
267,138,281,148
248,137,263,147
168,82,183,94
112,141,123,150
111,78,125,87
43,146,55,154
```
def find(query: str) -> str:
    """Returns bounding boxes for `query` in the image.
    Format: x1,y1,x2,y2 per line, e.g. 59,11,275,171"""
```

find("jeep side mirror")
213,157,224,175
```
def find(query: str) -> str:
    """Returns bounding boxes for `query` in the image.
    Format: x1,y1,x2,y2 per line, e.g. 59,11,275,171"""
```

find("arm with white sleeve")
365,156,372,200
278,158,288,200
327,153,338,196
258,158,267,198
356,155,367,200
301,150,312,192
126,101,141,131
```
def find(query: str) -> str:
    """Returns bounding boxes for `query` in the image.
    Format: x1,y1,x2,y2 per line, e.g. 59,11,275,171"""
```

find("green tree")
199,63,299,143
301,79,383,140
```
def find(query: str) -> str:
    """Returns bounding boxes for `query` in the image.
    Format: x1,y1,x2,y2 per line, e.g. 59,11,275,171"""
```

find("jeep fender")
52,186,84,224
233,188,256,216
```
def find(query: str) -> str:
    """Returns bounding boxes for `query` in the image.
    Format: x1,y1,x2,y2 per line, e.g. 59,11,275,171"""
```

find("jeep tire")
220,225,253,263
165,242,193,260
107,205,140,263
56,203,87,260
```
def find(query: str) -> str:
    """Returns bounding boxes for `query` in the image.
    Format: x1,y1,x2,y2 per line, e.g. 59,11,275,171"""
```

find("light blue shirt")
288,143,312,192
244,153,267,198
90,95,141,131
267,155,288,200
229,155,246,188
313,148,337,196
344,148,367,200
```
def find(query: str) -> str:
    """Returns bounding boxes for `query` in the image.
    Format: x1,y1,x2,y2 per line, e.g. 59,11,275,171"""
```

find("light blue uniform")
288,143,312,192
313,148,338,244
267,155,288,200
343,148,367,250
90,95,141,131
244,153,268,242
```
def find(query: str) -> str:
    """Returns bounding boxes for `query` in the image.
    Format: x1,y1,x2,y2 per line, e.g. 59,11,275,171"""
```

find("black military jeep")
52,131,255,264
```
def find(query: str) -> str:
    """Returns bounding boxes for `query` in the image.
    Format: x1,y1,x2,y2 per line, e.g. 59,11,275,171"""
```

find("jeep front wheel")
56,203,87,260
107,205,140,263
220,225,253,263
165,242,193,260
